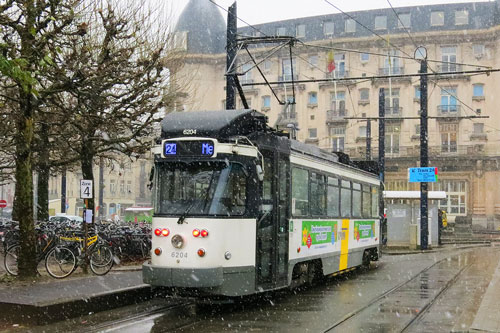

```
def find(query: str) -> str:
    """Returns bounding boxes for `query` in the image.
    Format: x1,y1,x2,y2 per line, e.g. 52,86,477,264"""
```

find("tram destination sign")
408,167,438,183
163,140,215,157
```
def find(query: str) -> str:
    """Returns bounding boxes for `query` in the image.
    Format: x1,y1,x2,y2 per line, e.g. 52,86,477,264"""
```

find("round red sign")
0,200,7,208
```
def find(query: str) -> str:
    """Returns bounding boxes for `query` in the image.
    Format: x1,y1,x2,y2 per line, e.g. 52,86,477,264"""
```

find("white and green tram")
143,109,381,296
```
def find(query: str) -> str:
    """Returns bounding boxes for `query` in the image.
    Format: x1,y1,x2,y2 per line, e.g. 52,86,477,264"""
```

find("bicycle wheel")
45,246,76,279
90,244,114,276
4,244,20,276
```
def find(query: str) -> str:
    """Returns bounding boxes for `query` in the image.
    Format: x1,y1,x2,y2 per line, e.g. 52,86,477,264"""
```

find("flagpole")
387,36,392,115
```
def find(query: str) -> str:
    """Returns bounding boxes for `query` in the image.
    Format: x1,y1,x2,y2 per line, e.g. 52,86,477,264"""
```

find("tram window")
227,166,247,215
327,176,340,216
156,162,248,216
292,167,309,216
352,182,361,218
310,173,326,216
262,157,273,200
372,186,379,217
362,185,371,218
328,177,339,186
340,180,351,217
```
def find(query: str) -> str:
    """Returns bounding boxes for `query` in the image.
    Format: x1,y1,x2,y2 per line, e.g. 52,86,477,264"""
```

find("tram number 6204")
171,251,188,258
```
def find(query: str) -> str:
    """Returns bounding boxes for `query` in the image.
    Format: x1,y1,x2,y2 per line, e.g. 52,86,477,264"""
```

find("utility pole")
61,169,66,214
225,2,237,110
99,157,104,221
378,88,386,244
366,119,371,161
420,60,429,250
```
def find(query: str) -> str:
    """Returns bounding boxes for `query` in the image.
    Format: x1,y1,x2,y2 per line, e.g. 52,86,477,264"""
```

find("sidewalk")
470,255,500,332
381,243,491,255
0,265,158,326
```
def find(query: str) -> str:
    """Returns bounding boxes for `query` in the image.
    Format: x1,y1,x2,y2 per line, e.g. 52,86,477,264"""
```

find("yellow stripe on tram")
339,219,350,271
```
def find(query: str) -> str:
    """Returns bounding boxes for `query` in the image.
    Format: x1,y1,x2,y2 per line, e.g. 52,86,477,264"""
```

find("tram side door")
256,151,289,289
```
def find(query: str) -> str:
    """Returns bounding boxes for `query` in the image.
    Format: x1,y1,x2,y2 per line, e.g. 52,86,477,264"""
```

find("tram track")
400,263,472,332
323,251,474,332
87,301,196,333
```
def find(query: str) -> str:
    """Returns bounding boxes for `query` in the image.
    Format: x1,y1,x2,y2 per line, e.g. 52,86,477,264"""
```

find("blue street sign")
408,167,438,182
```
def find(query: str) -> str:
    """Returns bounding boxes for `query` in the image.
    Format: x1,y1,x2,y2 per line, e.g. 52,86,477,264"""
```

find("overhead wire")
212,0,495,137
318,0,491,69
386,0,425,60
385,0,487,127
208,0,268,37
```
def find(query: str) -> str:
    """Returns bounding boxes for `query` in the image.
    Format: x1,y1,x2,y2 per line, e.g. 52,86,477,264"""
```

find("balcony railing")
325,70,349,79
240,78,254,85
379,67,404,75
437,63,463,73
437,105,461,117
346,144,487,159
282,111,297,121
384,106,402,117
326,109,348,123
279,74,298,82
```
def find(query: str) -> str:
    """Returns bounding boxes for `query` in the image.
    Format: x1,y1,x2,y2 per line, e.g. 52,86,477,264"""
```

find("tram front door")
256,151,289,289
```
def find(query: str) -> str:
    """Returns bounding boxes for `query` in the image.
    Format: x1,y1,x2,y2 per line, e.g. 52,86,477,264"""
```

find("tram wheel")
361,250,371,269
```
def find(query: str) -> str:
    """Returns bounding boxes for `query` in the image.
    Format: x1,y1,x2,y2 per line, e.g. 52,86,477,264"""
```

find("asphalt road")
16,246,500,332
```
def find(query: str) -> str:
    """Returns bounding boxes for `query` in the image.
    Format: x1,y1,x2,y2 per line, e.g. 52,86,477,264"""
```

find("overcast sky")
167,0,490,26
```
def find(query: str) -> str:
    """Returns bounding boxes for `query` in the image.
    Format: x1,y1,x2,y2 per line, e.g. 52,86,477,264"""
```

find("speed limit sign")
80,180,93,199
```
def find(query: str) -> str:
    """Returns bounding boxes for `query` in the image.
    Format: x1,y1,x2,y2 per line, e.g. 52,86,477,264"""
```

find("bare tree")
47,0,186,214
0,0,80,277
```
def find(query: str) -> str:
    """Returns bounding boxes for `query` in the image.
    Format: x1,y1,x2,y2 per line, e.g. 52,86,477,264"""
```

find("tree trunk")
37,167,49,221
81,141,95,214
14,0,38,278
14,90,37,278
80,140,95,275
37,122,50,221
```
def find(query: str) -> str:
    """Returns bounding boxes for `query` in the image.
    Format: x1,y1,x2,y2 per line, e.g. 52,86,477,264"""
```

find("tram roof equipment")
161,109,268,140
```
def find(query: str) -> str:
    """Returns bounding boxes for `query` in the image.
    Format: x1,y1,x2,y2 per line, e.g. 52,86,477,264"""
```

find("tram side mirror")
256,165,264,182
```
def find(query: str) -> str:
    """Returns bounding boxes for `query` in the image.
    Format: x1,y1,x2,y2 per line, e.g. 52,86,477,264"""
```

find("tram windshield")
156,161,247,216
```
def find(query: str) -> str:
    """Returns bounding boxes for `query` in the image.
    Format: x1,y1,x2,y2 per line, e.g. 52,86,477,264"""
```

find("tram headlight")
171,234,184,249
224,251,232,260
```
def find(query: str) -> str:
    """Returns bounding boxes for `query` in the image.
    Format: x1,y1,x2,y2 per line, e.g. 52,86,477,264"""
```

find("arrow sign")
408,167,438,182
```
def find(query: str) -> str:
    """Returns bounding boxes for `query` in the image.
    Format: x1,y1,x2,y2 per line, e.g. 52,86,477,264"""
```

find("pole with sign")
0,199,6,218
80,180,93,273
408,167,437,249
419,59,429,250
408,167,438,183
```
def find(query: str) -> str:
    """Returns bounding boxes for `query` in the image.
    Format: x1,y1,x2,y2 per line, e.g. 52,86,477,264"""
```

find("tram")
143,109,381,296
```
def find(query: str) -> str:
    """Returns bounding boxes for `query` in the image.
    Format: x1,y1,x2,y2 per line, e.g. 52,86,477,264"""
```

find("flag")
327,50,335,73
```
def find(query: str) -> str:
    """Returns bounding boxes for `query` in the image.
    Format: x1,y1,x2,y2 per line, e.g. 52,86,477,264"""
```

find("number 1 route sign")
80,180,93,199
408,167,438,182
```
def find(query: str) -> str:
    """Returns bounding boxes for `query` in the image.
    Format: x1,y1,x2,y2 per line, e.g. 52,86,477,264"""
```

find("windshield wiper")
177,200,196,225
177,174,214,224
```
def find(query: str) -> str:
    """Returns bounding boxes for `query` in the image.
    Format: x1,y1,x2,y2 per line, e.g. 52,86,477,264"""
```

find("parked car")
49,215,83,224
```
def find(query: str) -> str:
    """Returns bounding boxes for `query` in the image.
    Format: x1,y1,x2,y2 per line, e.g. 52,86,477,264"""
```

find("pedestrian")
438,209,443,245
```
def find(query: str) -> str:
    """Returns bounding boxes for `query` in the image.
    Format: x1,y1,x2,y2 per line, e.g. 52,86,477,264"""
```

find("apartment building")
174,0,500,228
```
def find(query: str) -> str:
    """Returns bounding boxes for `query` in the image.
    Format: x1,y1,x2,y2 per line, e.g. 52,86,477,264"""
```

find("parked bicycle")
4,225,60,276
45,231,114,278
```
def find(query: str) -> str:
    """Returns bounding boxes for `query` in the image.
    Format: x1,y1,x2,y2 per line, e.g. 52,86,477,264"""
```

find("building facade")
47,157,153,220
175,0,500,228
